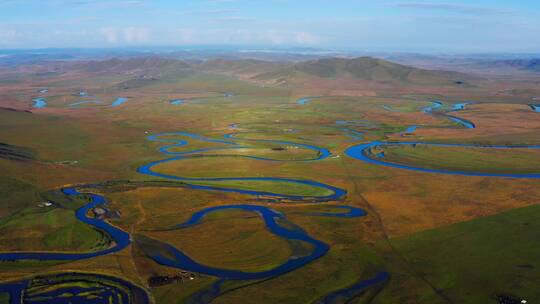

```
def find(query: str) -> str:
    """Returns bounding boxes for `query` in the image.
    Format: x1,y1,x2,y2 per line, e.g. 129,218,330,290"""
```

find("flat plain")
0,56,539,304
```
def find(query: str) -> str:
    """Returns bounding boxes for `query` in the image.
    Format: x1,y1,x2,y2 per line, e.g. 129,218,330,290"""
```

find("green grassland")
188,180,335,197
0,109,87,161
213,208,386,304
380,204,540,304
381,100,428,113
0,207,110,252
152,276,219,304
144,209,295,273
0,292,8,303
161,136,322,161
0,176,41,218
0,59,539,304
149,156,336,197
0,175,111,253
372,144,540,174
0,188,110,252
84,182,387,303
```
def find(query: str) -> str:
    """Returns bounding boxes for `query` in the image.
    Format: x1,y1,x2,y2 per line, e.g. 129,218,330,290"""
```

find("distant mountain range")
473,59,540,72
70,57,190,75
0,55,474,87
378,54,540,74
2,48,539,76
196,58,285,76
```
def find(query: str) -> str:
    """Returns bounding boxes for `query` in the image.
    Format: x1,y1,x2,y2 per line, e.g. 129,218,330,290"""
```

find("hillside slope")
70,57,191,76
253,57,471,86
476,59,540,73
195,59,284,77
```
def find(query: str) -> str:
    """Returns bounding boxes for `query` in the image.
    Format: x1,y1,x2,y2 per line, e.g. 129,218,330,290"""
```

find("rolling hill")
70,57,191,75
476,59,540,73
195,59,284,77
252,57,471,86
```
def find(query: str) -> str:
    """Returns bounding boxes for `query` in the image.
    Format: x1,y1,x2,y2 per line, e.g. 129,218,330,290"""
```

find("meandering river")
0,129,388,303
345,141,540,178
8,95,539,302
13,87,540,304
0,272,149,304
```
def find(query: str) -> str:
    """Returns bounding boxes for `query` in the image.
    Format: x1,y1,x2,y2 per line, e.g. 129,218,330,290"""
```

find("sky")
0,0,539,52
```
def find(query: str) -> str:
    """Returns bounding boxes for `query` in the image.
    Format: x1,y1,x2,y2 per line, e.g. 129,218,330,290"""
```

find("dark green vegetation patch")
390,205,540,304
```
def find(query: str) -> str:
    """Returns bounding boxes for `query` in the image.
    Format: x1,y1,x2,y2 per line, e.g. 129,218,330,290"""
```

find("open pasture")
0,57,539,304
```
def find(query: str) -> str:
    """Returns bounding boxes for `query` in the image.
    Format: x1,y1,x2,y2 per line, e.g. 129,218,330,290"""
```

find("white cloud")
123,27,150,43
101,27,118,43
185,9,239,15
171,27,323,46
206,0,239,3
251,30,323,45
0,28,17,39
295,32,322,44
100,27,150,44
0,28,21,46
265,30,286,44
58,0,147,9
390,2,510,15
211,16,255,23
176,29,195,44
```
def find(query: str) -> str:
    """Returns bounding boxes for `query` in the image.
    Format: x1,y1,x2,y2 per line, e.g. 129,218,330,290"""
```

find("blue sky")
0,0,539,52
